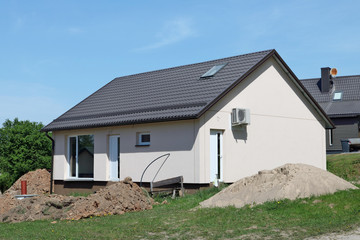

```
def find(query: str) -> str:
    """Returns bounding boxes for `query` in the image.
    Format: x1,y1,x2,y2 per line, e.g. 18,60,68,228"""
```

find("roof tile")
43,50,275,131
301,75,360,117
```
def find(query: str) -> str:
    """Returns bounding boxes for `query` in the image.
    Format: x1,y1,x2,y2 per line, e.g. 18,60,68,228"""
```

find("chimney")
320,67,331,93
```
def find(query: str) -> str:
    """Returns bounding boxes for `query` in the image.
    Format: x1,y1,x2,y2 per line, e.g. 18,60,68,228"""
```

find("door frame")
109,135,120,181
210,130,223,186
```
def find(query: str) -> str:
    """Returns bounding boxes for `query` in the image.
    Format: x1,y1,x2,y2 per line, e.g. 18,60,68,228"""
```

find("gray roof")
301,75,360,117
43,49,333,132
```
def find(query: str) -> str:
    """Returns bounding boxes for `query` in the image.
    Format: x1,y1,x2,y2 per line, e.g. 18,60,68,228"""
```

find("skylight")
200,63,227,78
333,92,343,101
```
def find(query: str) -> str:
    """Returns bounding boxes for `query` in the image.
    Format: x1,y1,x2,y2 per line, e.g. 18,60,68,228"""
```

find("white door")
210,130,223,186
109,135,120,181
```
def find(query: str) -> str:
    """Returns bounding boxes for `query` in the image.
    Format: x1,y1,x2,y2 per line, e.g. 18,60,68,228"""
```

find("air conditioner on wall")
232,108,250,126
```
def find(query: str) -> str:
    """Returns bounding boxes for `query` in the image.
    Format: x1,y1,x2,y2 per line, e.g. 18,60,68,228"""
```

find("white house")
42,50,334,194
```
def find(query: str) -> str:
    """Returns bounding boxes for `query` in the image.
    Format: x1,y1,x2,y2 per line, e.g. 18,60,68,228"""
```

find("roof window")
200,63,227,78
333,92,342,101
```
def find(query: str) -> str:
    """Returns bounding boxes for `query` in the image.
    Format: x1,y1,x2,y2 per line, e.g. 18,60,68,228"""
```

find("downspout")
45,132,55,194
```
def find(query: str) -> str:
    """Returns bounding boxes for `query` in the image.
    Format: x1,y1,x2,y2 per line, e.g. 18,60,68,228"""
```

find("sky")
1,0,360,126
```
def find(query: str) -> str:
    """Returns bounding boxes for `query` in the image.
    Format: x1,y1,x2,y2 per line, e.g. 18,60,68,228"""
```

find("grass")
327,152,360,182
0,155,359,239
67,192,92,197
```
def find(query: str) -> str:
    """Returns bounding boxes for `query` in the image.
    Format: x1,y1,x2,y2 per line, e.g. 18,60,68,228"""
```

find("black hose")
139,153,170,187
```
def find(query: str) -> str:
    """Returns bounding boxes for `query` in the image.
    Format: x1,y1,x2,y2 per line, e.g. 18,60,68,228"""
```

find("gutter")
45,132,55,194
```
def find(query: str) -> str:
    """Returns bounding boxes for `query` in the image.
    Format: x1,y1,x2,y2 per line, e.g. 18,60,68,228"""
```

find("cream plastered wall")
52,119,200,183
53,56,326,185
197,56,326,183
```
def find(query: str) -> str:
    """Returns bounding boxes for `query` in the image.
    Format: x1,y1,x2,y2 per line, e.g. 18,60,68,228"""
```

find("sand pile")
200,163,358,208
0,177,154,223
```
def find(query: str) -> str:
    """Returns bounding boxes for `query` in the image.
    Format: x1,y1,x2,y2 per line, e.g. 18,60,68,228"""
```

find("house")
42,50,334,194
301,69,360,153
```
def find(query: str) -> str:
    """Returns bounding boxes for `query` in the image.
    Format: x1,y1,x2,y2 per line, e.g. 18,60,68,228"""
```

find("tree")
0,118,51,192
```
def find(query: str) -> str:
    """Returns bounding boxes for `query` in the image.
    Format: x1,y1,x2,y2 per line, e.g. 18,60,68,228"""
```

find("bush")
0,118,51,192
0,172,13,193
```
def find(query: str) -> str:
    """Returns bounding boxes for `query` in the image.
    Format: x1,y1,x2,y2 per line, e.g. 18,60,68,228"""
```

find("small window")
200,63,227,78
328,129,333,146
137,133,150,146
333,92,342,101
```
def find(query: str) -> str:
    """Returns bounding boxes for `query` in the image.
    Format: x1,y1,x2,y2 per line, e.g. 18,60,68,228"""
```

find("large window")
68,135,94,178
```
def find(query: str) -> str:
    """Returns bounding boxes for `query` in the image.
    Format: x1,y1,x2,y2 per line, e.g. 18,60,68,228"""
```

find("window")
137,132,150,146
200,63,227,78
68,135,94,178
328,129,333,146
333,92,342,101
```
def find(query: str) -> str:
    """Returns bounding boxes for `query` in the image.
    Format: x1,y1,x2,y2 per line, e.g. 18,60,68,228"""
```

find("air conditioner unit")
232,108,250,126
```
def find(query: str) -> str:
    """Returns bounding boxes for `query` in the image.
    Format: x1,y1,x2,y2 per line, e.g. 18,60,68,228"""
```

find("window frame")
67,135,94,180
109,135,120,181
328,129,333,146
200,63,227,78
137,132,151,146
333,92,343,101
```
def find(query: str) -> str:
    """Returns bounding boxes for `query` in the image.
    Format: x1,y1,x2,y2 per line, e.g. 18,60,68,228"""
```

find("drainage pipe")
21,181,27,195
45,132,55,194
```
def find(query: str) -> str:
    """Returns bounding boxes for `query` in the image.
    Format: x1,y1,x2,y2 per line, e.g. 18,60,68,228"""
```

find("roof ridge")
301,74,360,81
113,49,275,81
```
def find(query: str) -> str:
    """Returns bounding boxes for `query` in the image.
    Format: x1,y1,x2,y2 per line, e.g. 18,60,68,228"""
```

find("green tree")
0,118,51,192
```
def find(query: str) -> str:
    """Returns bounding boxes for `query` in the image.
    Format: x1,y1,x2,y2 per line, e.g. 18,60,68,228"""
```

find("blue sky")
1,0,359,126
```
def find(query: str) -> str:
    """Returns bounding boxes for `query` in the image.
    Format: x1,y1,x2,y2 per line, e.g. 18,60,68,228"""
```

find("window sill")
135,144,150,147
64,178,94,182
109,179,120,182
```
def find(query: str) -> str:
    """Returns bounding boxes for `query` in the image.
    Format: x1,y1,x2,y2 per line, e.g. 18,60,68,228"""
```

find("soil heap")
66,177,153,220
0,194,16,216
200,163,358,208
0,194,77,222
0,171,153,223
5,169,51,196
0,169,51,215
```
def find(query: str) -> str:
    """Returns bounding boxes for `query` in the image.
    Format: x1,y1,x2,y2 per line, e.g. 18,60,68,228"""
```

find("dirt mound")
0,194,17,215
66,177,153,220
0,169,51,215
5,169,51,196
0,177,154,223
0,195,77,222
200,163,358,208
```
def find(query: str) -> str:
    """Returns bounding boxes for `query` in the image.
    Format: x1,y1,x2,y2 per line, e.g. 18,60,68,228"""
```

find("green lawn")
327,152,360,182
0,154,360,240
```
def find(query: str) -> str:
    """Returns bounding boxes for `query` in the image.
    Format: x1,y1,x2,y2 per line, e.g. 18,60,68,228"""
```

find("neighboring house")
301,69,360,153
42,50,334,194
